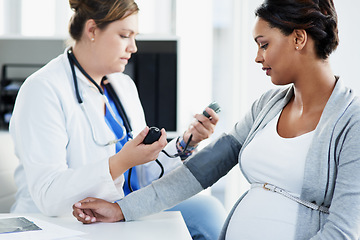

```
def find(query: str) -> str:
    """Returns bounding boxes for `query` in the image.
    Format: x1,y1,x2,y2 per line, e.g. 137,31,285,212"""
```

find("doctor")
9,0,226,239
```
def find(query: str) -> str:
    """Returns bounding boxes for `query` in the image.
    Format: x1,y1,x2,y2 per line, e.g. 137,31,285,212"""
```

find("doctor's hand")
109,127,167,180
183,107,219,147
72,197,123,224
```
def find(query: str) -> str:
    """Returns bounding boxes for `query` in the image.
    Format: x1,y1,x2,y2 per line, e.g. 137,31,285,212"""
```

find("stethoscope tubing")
67,48,164,191
67,48,130,146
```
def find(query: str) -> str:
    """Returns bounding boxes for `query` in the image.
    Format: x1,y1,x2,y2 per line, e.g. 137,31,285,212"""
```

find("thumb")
132,127,149,145
74,200,100,210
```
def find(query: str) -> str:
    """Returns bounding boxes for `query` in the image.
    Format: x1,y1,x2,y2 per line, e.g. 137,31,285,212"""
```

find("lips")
120,58,129,64
262,67,271,76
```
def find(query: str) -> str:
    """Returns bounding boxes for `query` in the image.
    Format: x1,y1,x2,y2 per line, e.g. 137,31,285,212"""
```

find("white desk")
0,211,192,240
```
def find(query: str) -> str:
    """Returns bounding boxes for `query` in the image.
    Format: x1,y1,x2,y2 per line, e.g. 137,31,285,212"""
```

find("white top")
226,113,314,240
9,50,182,216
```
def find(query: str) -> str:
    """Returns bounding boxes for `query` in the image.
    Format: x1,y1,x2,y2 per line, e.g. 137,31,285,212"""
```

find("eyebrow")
121,28,138,35
254,35,264,43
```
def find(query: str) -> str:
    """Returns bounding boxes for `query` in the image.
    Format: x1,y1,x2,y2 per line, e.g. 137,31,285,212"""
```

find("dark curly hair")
255,0,339,59
68,0,139,41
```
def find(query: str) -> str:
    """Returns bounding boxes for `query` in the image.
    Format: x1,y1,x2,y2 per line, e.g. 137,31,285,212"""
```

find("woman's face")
92,13,138,74
252,17,297,85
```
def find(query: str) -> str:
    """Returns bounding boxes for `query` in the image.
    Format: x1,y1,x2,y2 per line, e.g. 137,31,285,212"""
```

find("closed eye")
260,43,268,50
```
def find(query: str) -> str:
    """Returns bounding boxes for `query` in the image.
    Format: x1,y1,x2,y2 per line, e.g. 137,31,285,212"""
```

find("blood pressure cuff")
184,133,241,189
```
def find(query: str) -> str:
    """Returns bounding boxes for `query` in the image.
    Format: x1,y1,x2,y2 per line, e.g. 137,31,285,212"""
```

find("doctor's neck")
71,43,104,86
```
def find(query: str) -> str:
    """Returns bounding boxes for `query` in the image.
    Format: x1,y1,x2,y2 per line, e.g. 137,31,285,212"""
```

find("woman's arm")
310,116,360,239
73,133,241,223
73,164,202,223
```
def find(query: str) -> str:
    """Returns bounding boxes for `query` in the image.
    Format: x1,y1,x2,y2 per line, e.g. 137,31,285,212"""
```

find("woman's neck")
292,60,336,114
71,43,103,86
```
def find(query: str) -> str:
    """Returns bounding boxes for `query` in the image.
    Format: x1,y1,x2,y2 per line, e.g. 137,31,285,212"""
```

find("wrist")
183,133,198,147
109,153,131,180
176,136,197,160
114,202,125,222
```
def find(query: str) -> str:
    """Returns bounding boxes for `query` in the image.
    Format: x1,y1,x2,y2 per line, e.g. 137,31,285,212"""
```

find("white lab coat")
9,49,182,216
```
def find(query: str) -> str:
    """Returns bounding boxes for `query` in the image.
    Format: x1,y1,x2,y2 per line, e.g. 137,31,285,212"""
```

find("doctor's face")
92,13,138,74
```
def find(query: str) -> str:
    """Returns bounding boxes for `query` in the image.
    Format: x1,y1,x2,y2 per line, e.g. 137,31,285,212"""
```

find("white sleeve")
10,76,122,216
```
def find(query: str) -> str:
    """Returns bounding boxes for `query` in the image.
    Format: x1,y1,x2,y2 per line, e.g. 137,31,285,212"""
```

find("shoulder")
15,53,74,110
326,79,360,126
327,83,360,146
340,96,360,126
249,85,292,115
229,86,291,144
20,53,70,94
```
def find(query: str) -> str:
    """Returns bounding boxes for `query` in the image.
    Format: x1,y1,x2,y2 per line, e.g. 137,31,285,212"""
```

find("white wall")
175,0,213,134
331,1,360,92
136,0,175,35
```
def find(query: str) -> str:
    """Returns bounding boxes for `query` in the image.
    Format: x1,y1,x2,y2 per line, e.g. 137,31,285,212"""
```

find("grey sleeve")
117,164,203,221
118,133,241,221
184,133,241,189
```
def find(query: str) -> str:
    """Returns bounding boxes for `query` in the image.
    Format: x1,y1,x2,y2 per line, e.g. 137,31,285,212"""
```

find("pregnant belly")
225,188,300,240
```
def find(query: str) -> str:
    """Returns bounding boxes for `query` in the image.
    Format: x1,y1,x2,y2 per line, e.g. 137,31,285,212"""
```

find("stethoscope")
67,48,133,146
67,50,215,192
67,48,162,192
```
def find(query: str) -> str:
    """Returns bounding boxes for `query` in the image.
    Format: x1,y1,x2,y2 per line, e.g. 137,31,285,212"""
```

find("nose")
255,49,264,64
128,38,138,54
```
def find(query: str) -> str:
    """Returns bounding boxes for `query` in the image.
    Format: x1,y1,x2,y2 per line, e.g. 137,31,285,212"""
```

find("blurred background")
0,0,359,213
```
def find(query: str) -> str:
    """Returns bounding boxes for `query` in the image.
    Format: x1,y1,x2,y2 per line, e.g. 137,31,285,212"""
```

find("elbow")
30,186,70,217
35,197,68,217
36,200,70,217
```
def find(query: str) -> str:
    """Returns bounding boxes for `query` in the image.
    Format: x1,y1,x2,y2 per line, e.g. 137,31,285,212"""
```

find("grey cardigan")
118,79,360,240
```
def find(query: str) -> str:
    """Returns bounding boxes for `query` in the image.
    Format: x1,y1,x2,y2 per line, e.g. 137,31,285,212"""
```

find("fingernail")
91,217,96,222
75,202,81,207
85,216,90,221
79,213,84,218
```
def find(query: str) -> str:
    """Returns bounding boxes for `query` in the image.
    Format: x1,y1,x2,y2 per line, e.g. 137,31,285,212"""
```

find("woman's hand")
109,127,167,179
183,107,219,147
72,197,123,224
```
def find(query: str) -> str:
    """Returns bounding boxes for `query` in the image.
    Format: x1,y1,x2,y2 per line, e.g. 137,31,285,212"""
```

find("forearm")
109,154,131,180
118,164,203,221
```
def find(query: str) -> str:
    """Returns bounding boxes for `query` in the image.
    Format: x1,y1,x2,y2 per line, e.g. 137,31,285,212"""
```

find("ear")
83,19,97,42
293,29,307,51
